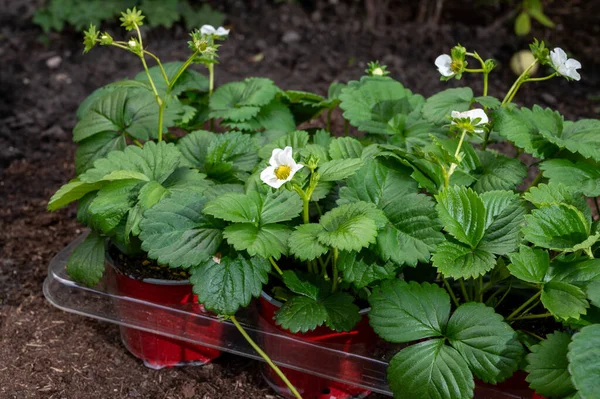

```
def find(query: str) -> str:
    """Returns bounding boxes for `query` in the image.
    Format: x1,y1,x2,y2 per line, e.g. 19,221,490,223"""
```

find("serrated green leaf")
139,191,223,268
203,192,260,223
507,245,549,283
66,232,106,287
75,132,127,174
368,280,449,342
422,87,474,125
474,96,502,109
281,270,320,300
472,150,527,193
318,202,385,252
258,130,310,159
190,254,270,315
288,224,329,261
337,250,396,289
224,223,290,260
540,119,600,162
547,258,600,285
176,130,216,170
436,186,486,248
88,179,140,234
322,292,361,331
329,137,363,160
479,190,526,255
568,324,600,399
526,331,576,398
446,303,524,384
540,159,600,197
387,339,474,399
260,190,303,224
204,131,260,182
541,281,589,320
254,100,296,133
523,204,591,251
318,158,364,181
586,279,600,308
48,179,104,211
275,296,328,333
432,239,496,279
525,182,593,225
210,78,279,122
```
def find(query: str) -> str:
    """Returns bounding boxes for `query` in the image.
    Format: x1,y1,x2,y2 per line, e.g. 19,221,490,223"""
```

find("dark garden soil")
1,0,599,398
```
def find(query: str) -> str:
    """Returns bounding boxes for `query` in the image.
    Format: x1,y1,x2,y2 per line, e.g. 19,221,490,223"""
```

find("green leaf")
525,182,593,225
492,106,561,159
471,150,527,193
318,158,364,181
140,0,180,29
275,296,328,333
88,179,140,234
568,324,600,399
210,78,279,121
528,6,555,28
540,119,600,162
479,190,526,255
515,11,531,36
507,245,549,283
541,281,589,320
474,96,502,109
523,204,592,251
190,254,270,315
224,223,290,260
329,137,363,160
254,100,296,133
547,258,600,285
176,130,216,170
387,339,474,399
436,186,486,248
368,280,449,343
586,279,600,308
203,192,259,223
422,87,474,125
288,224,329,261
446,303,524,384
322,292,362,332
258,130,309,159
260,190,303,224
337,250,396,289
66,232,106,287
432,239,496,279
75,132,127,174
48,179,104,211
526,331,576,398
318,202,385,252
281,270,320,300
540,159,600,197
204,131,260,182
139,191,223,268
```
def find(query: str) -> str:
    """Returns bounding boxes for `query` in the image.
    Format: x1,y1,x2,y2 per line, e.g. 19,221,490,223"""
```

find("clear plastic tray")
43,235,393,396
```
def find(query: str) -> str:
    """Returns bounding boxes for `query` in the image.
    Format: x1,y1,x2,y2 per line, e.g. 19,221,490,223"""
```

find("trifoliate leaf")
526,331,576,398
204,131,260,182
318,202,385,252
387,339,474,399
288,224,329,261
177,130,216,170
568,324,600,399
190,254,270,315
471,150,527,193
492,105,561,159
540,159,600,197
541,281,589,320
507,245,549,283
134,61,208,97
223,223,290,260
431,239,496,279
539,119,600,162
435,186,486,248
337,250,397,289
318,158,364,181
422,87,474,125
446,303,524,384
368,280,449,342
258,130,310,159
479,190,526,255
75,132,127,174
66,232,106,287
209,78,279,122
329,137,363,160
139,191,223,268
523,204,592,251
525,182,593,224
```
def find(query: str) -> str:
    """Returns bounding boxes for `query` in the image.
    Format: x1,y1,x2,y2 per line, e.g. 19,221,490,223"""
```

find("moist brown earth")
1,1,599,398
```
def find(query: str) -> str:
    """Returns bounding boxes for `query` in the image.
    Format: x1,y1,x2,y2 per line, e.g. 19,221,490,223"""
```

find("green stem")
131,139,144,148
302,197,310,224
479,276,484,302
448,129,467,179
167,51,199,93
459,279,470,302
208,62,215,96
509,312,552,321
269,257,283,275
518,299,541,319
506,290,542,321
331,248,339,293
343,120,349,136
157,101,166,142
501,60,538,106
495,284,512,308
523,73,557,83
143,50,169,85
525,171,544,192
230,316,302,399
482,71,489,97
443,278,460,307
464,68,485,73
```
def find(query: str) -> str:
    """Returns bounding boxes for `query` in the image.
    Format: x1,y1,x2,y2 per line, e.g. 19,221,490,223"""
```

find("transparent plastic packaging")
44,236,539,399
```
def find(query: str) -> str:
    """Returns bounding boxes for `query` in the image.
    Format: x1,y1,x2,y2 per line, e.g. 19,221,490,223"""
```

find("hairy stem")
143,50,169,85
501,60,538,106
168,51,199,93
506,290,542,321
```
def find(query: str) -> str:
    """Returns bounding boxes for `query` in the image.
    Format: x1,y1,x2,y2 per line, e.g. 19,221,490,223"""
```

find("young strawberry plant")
48,7,599,399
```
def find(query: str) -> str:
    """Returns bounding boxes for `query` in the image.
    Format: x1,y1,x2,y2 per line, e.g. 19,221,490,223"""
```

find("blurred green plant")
514,0,555,36
33,0,225,33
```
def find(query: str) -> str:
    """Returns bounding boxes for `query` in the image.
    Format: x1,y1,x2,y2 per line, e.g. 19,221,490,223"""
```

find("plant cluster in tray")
49,8,600,399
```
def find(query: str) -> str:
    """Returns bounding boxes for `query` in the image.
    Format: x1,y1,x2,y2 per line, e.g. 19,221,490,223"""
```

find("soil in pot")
257,291,377,399
107,246,223,369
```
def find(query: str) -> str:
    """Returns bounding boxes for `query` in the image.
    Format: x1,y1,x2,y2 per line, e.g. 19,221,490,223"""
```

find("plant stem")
343,120,349,136
269,257,283,275
523,73,557,83
506,290,542,321
208,62,215,96
479,276,484,302
525,171,544,191
168,51,199,93
331,248,339,293
518,299,541,319
501,59,538,106
143,50,169,85
495,283,512,308
459,279,470,302
157,101,166,142
302,196,310,224
230,316,302,399
509,313,552,321
132,139,144,148
448,129,467,179
464,68,485,73
443,278,460,307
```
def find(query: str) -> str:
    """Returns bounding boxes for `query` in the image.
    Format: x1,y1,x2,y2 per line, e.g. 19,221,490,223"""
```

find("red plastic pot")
474,372,544,399
108,260,222,369
258,292,376,399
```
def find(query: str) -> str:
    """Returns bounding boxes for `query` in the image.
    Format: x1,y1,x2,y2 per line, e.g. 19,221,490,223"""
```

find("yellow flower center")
451,60,463,73
274,165,292,180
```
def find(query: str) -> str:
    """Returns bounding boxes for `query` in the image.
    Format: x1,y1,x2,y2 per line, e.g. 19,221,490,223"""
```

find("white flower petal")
200,25,216,35
260,166,282,188
214,27,230,36
451,109,489,127
550,48,567,68
450,111,462,119
435,54,454,77
268,148,283,167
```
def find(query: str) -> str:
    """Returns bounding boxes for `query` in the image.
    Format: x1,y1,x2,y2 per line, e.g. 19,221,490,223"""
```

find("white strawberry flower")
451,109,489,133
550,48,581,81
435,54,454,77
200,25,230,37
260,147,304,189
